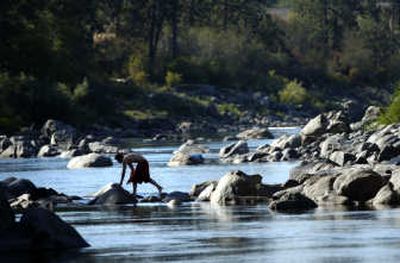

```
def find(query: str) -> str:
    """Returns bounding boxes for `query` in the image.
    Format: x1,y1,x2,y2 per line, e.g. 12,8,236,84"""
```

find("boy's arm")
119,163,127,185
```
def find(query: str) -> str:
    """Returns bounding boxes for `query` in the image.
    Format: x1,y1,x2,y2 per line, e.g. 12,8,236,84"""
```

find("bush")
165,71,182,87
379,84,400,124
278,80,308,105
128,55,148,86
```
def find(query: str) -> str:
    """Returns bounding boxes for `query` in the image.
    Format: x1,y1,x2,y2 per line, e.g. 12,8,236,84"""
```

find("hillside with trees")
1,0,400,134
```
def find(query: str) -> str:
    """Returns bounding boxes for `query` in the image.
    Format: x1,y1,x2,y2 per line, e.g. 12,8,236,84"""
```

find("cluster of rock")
0,183,89,251
190,170,282,205
0,177,80,210
0,119,122,160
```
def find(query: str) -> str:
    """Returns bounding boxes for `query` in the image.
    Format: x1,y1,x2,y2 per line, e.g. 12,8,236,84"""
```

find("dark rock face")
333,169,384,202
0,186,15,231
269,192,317,212
20,208,89,249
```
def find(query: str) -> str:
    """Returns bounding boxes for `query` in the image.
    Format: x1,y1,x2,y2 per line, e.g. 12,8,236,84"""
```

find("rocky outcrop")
89,183,135,205
0,136,38,158
67,153,113,169
42,119,77,150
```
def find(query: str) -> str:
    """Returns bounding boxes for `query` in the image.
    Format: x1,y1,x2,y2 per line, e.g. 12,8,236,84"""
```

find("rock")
139,195,162,203
196,184,217,202
0,137,38,158
219,140,249,159
371,183,400,206
10,193,36,210
163,192,191,203
210,170,267,205
67,153,113,169
42,119,76,138
302,175,336,202
333,169,384,202
168,152,204,166
190,181,218,197
281,148,299,161
6,178,37,200
176,140,208,154
59,149,84,158
88,141,119,154
101,136,121,146
351,106,382,130
37,145,61,157
167,199,182,207
20,207,89,249
319,135,345,158
89,183,134,205
269,150,283,162
289,162,338,184
0,186,15,231
300,114,328,144
269,192,317,212
0,136,12,151
328,151,355,166
325,111,350,134
41,119,77,150
270,134,301,150
236,127,273,140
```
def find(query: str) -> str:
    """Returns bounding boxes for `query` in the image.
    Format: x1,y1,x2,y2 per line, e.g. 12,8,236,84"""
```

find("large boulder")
328,151,355,166
0,136,12,151
210,170,267,205
168,152,204,166
219,140,249,159
371,183,400,206
89,183,134,205
269,192,317,212
176,140,208,154
42,119,77,150
333,169,384,202
20,208,89,249
236,127,273,140
67,153,113,169
300,114,328,144
289,161,338,184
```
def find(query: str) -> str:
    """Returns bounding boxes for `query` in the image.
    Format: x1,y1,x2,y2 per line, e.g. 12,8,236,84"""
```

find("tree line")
1,0,400,132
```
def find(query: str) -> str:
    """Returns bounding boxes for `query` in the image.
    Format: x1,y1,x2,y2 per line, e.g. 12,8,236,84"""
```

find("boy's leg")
132,182,137,197
148,178,163,195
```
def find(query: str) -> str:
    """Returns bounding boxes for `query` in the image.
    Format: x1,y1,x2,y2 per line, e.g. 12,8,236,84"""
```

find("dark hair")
115,152,124,163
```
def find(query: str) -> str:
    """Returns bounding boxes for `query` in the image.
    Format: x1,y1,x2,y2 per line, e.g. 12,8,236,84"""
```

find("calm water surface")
2,127,400,262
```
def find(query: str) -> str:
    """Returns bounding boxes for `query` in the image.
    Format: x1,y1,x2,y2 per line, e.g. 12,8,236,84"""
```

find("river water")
2,127,400,262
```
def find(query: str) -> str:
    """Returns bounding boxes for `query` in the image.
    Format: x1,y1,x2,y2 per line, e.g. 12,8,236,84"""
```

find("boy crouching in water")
115,152,163,197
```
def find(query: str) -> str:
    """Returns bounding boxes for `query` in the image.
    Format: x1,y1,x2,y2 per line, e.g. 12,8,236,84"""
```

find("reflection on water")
2,128,400,262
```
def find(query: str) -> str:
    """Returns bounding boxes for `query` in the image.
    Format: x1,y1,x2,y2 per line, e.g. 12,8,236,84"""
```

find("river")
2,127,400,262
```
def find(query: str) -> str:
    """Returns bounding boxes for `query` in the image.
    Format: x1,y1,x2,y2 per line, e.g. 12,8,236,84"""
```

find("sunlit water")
2,127,400,262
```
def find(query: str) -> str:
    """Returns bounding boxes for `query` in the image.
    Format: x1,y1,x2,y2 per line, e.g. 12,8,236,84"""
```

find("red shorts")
128,160,150,184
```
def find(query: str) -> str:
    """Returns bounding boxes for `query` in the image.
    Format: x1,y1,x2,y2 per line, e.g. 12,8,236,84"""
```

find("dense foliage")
1,0,400,132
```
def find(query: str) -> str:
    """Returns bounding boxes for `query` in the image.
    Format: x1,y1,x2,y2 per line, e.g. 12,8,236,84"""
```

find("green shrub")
128,55,148,86
165,71,182,87
278,80,308,105
379,84,400,124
